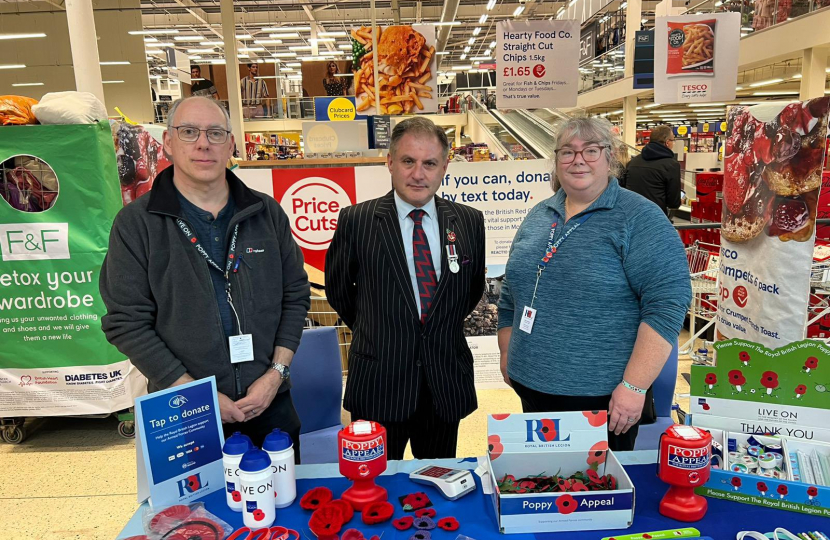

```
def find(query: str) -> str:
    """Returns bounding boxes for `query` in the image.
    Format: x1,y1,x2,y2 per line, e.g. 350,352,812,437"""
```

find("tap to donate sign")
496,20,579,109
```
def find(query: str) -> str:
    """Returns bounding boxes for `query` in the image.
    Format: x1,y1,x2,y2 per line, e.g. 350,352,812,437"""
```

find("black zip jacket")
100,167,310,398
622,142,682,215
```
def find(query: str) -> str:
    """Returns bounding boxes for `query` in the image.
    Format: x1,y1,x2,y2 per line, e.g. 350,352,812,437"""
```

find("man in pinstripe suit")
325,117,485,459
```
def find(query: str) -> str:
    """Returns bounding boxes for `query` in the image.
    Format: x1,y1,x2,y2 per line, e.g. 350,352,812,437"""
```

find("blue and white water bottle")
239,448,276,528
263,428,296,508
222,432,253,511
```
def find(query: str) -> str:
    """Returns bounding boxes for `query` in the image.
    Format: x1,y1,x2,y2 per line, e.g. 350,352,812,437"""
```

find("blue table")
118,451,827,539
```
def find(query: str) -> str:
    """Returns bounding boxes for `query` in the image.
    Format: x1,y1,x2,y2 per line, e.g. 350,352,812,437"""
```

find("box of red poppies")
484,412,635,534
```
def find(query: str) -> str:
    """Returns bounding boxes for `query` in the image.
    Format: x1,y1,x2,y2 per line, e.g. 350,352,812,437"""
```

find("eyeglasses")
554,145,609,164
172,126,231,144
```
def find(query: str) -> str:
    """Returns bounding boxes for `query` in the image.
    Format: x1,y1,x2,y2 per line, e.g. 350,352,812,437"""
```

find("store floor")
0,336,692,540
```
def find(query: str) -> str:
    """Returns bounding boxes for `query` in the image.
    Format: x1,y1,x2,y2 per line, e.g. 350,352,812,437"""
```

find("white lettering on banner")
278,177,350,250
497,20,579,109
0,223,70,261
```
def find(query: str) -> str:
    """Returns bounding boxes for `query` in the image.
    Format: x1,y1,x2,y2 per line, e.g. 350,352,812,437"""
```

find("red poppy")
757,482,768,493
571,481,589,492
491,414,510,420
393,517,414,530
705,373,717,385
587,441,608,466
310,505,344,537
325,500,354,523
760,371,779,390
301,487,334,510
728,370,746,386
643,535,653,539
488,434,504,460
805,357,819,370
808,486,819,497
517,480,536,489
582,410,607,427
341,529,364,540
777,485,788,496
607,475,617,490
361,501,394,525
401,493,430,511
415,508,436,518
558,478,572,491
586,469,601,484
555,494,578,515
537,419,558,441
739,351,751,363
731,477,742,488
795,384,807,396
369,536,380,540
413,516,436,530
437,517,460,531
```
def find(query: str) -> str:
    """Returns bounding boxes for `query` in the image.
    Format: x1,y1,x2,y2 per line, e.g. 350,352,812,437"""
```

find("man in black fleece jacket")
623,125,682,216
100,97,310,448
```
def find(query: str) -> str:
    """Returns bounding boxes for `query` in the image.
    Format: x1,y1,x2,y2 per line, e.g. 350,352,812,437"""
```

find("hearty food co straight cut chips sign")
654,12,740,103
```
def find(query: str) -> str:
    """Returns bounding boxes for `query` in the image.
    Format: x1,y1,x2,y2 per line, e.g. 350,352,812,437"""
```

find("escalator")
469,100,573,160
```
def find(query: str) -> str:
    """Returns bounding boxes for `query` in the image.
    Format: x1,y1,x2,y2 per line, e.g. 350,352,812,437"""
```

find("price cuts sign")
496,20,579,109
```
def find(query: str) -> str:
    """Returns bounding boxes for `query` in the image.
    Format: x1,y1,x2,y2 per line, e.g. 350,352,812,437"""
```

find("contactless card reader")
409,465,476,500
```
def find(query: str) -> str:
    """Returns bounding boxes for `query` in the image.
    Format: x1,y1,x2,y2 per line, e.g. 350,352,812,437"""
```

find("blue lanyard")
530,211,593,309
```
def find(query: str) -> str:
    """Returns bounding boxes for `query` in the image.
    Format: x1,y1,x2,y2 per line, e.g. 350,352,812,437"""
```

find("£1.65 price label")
496,20,579,109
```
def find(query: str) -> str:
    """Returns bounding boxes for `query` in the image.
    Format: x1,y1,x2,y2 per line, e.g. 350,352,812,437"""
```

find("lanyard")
529,211,593,309
176,218,242,333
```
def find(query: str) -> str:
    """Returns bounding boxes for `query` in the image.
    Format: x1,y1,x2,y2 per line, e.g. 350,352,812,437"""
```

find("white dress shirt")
394,190,442,317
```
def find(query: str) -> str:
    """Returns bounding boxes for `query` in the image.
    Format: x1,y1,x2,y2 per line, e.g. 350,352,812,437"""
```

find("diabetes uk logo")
273,169,356,255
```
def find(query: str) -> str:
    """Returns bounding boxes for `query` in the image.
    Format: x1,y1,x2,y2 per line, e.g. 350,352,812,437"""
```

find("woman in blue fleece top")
497,117,692,451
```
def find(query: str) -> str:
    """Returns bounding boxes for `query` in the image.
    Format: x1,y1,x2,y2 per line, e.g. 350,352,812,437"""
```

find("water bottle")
239,448,276,528
222,432,253,511
263,428,296,508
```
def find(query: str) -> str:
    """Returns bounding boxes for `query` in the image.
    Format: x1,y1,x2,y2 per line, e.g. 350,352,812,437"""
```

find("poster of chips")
654,12,740,104
349,24,437,115
716,98,830,348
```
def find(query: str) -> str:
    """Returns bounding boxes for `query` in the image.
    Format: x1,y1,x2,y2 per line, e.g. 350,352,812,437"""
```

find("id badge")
229,334,254,363
519,306,536,334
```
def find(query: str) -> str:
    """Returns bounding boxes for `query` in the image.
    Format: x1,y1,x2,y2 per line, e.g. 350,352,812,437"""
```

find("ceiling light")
436,51,449,55
753,90,798,95
513,6,525,16
319,31,348,37
100,61,130,65
189,56,202,60
239,47,265,52
280,67,294,71
174,36,203,41
741,26,754,31
641,18,647,24
187,49,216,54
557,7,566,16
286,62,301,67
431,22,461,26
238,54,250,58
144,37,157,42
200,42,223,46
473,27,482,36
715,1,722,5
255,40,283,45
102,80,125,84
289,45,312,51
792,74,802,79
620,1,628,7
688,102,725,107
339,44,352,49
0,64,27,69
464,46,471,53
272,52,297,57
269,33,299,38
487,0,497,9
644,103,661,108
328,51,346,55
12,82,44,87
129,29,179,35
0,33,46,40
749,78,783,87
452,65,473,70
471,56,491,61
310,38,335,42
480,14,488,24
468,37,476,44
651,109,680,113
147,42,174,47
460,54,467,60
235,34,252,39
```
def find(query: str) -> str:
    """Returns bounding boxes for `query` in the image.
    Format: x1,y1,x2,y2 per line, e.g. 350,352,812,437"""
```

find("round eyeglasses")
172,126,231,144
554,145,609,164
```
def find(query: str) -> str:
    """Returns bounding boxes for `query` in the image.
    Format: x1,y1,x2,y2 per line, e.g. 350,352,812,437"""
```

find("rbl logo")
177,473,207,496
525,419,571,442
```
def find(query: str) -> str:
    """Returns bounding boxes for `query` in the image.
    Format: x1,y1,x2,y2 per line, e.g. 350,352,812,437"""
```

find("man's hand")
607,383,646,435
218,392,246,424
500,353,512,387
235,370,282,421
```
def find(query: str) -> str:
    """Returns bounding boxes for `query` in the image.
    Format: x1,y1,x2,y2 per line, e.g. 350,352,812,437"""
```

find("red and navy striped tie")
410,209,437,323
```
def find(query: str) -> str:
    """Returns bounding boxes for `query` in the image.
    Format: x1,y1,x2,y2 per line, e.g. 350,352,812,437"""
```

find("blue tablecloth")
118,453,828,539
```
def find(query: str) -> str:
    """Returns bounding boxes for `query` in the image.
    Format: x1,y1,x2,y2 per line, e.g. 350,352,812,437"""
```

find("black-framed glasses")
554,145,609,164
172,126,231,144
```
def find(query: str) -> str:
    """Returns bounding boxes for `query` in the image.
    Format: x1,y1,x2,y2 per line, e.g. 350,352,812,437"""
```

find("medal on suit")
446,244,460,273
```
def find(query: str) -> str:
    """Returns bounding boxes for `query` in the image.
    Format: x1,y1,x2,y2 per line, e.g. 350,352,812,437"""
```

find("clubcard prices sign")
654,12,740,104
496,20,580,109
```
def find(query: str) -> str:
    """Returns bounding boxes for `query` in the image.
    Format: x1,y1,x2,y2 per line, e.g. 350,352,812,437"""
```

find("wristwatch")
269,362,290,380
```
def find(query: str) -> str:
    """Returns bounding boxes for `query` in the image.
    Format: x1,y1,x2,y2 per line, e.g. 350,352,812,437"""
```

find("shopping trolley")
680,241,721,363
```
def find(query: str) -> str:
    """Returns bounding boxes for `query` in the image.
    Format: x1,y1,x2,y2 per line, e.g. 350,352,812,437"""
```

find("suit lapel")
426,196,457,320
374,192,419,321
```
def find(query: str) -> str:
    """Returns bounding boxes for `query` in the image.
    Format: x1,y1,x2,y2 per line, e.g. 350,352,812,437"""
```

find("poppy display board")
0,122,146,417
690,339,830,442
